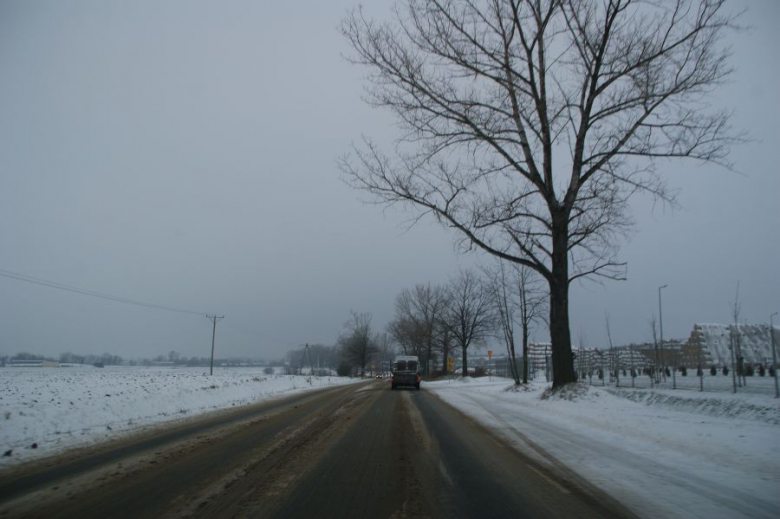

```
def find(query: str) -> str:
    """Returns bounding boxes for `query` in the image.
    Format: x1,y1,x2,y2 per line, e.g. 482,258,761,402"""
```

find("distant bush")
263,367,274,375
337,361,352,377
722,366,729,376
710,366,717,376
474,366,487,377
680,366,687,376
758,365,765,377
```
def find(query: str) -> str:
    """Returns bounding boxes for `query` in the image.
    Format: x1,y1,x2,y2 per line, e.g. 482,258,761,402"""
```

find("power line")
229,318,302,348
0,267,205,317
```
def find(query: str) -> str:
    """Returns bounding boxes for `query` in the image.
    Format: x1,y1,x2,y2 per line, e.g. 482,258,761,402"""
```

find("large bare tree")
340,0,740,387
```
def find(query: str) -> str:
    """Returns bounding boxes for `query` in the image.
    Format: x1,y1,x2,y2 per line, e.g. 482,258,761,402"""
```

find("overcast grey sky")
1,1,778,361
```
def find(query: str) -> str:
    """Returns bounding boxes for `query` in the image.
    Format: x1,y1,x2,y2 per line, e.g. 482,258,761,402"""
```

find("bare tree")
485,263,521,383
578,331,591,384
388,283,448,374
339,311,377,376
445,270,496,376
436,320,454,375
605,313,617,387
516,264,546,383
730,282,744,391
388,299,426,359
341,0,741,388
485,261,545,384
373,332,396,375
649,314,660,385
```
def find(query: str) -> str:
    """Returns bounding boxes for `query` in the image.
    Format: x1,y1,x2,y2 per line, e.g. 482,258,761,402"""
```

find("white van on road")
391,355,420,390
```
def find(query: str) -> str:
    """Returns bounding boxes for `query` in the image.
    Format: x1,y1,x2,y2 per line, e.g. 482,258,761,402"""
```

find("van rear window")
394,361,418,371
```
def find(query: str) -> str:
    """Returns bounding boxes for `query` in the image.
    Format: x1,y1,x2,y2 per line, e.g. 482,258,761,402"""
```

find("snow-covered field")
2,367,778,519
0,365,357,467
427,377,780,519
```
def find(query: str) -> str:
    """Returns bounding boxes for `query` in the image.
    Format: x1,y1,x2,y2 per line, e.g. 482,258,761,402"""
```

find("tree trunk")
521,291,528,385
425,338,433,376
509,339,520,385
549,215,576,388
461,346,468,378
522,328,529,384
442,328,450,375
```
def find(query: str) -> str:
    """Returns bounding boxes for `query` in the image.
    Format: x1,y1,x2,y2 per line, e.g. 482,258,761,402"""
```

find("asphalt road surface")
0,381,636,519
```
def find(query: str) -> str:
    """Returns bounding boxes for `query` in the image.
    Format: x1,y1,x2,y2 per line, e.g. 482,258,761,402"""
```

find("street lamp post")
771,312,778,399
659,285,672,388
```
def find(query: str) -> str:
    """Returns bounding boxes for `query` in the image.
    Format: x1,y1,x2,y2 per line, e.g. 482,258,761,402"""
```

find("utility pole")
658,285,669,387
771,312,778,399
207,315,225,376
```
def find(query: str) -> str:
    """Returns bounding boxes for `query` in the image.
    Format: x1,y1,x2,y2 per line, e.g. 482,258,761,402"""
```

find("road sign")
447,357,455,370
487,350,493,359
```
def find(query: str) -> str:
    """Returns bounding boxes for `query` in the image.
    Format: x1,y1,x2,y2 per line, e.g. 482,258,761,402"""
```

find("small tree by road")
339,312,377,376
445,270,496,377
485,262,546,384
372,332,395,375
388,283,449,375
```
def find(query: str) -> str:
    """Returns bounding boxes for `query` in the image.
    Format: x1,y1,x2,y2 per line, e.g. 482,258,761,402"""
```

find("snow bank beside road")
607,386,779,424
0,366,358,467
426,378,780,519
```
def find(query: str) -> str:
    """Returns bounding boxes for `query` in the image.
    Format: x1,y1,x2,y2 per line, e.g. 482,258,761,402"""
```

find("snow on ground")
0,365,358,468
426,377,780,519
2,366,778,518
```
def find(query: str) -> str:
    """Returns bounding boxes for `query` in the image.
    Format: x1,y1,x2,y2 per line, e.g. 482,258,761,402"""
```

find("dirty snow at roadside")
426,377,780,519
0,366,358,467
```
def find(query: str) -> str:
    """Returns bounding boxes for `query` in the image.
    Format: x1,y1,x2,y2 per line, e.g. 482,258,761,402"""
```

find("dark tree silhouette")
341,0,742,387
